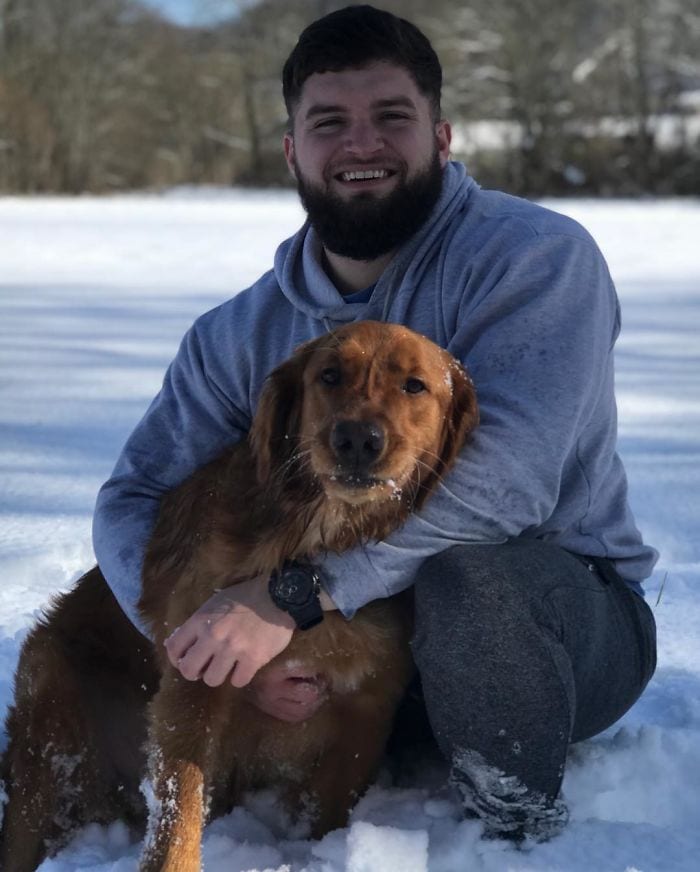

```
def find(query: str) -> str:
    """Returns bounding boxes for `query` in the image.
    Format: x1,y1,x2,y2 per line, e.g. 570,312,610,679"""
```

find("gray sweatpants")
406,539,657,841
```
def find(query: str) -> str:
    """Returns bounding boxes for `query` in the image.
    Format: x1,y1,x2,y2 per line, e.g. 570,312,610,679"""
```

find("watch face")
276,567,313,606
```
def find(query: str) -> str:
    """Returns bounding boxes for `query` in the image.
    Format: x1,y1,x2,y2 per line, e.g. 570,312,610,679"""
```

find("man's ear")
283,132,297,178
436,119,452,167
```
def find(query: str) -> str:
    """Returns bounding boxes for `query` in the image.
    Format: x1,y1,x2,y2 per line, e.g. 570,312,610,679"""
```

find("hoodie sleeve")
92,319,251,635
318,230,621,617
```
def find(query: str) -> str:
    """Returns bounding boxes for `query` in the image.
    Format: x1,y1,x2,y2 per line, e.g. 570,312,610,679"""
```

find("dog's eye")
320,367,341,386
403,377,426,394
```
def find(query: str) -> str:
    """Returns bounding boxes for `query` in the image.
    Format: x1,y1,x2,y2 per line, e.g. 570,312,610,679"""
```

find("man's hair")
282,5,442,124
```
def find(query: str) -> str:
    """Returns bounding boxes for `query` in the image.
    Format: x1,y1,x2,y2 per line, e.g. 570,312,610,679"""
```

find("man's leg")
411,539,657,841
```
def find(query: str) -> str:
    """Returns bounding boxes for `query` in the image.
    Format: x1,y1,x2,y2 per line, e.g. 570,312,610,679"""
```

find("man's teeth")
341,169,389,181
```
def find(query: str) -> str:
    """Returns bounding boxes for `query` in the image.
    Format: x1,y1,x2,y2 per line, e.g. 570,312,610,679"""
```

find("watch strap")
291,598,324,631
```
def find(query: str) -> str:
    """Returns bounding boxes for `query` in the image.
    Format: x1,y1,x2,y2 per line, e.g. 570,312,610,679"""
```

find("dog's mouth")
322,469,410,503
331,473,385,489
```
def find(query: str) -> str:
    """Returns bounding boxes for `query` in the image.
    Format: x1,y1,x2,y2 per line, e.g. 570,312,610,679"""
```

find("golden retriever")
0,321,478,872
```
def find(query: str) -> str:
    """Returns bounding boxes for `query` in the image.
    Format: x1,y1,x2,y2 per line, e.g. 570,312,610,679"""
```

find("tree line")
1,0,698,196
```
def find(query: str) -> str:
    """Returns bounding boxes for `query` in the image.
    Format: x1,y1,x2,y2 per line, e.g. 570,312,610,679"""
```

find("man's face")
284,62,451,261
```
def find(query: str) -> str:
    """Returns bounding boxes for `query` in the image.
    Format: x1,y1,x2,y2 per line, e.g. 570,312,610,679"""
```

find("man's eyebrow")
303,96,418,120
372,97,418,111
304,103,345,120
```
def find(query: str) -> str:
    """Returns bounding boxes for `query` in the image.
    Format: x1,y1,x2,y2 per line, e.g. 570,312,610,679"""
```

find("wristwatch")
268,562,324,631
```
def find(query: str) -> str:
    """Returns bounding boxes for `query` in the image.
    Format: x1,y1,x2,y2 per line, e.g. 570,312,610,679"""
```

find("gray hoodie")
93,162,657,631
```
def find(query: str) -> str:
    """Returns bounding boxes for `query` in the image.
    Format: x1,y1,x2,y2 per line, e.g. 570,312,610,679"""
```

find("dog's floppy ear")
415,356,479,509
442,357,479,467
249,336,321,487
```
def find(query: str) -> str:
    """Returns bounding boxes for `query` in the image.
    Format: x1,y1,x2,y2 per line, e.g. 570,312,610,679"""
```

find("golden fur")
0,321,478,872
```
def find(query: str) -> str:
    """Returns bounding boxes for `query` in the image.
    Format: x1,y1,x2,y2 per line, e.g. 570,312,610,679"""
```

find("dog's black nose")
331,420,384,470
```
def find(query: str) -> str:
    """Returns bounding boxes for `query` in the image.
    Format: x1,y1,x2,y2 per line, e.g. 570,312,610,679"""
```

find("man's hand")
164,577,295,688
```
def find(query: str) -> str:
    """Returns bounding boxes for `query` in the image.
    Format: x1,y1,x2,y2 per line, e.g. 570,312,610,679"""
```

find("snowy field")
0,190,699,871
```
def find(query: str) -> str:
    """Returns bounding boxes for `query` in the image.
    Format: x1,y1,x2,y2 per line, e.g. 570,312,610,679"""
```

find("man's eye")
314,118,342,130
403,377,426,394
320,367,341,385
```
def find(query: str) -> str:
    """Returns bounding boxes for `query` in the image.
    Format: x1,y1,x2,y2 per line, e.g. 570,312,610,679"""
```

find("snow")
1,190,699,871
450,114,700,157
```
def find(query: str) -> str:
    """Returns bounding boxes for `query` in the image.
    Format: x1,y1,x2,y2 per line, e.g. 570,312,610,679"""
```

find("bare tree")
1,0,698,193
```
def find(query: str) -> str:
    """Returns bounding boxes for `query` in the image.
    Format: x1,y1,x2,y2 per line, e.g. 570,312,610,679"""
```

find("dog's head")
250,321,478,509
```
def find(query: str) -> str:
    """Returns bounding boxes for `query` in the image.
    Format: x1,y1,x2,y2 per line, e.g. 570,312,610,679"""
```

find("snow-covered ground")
0,190,698,871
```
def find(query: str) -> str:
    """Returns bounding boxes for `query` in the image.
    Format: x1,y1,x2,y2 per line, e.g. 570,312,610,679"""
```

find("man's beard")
295,150,444,261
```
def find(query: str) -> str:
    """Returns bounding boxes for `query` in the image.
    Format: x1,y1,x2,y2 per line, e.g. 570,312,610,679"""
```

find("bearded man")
93,4,657,843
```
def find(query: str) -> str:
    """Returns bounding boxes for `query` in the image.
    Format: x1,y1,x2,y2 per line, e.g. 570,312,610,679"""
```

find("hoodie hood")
273,161,476,326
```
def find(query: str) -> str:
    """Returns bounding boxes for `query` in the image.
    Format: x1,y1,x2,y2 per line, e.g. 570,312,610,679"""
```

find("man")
93,5,657,843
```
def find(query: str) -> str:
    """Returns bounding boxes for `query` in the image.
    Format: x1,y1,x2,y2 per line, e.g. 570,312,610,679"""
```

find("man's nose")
343,120,384,155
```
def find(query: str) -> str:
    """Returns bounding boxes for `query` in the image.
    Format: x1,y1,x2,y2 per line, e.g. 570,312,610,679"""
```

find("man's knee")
412,541,536,635
410,542,534,672
412,539,585,620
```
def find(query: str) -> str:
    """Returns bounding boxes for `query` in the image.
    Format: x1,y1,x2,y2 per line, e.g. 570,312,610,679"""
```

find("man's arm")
94,306,334,698
319,232,622,615
93,319,252,635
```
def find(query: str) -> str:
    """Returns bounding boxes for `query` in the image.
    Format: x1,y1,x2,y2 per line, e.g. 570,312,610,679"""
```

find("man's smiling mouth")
336,169,395,182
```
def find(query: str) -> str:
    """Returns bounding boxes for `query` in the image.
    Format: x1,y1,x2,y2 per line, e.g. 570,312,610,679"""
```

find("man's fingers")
201,651,237,687
164,623,197,663
162,582,295,688
230,656,260,689
176,641,216,681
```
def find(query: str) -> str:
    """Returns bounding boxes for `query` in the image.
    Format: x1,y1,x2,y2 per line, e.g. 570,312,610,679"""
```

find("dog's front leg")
139,670,220,872
299,695,402,839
